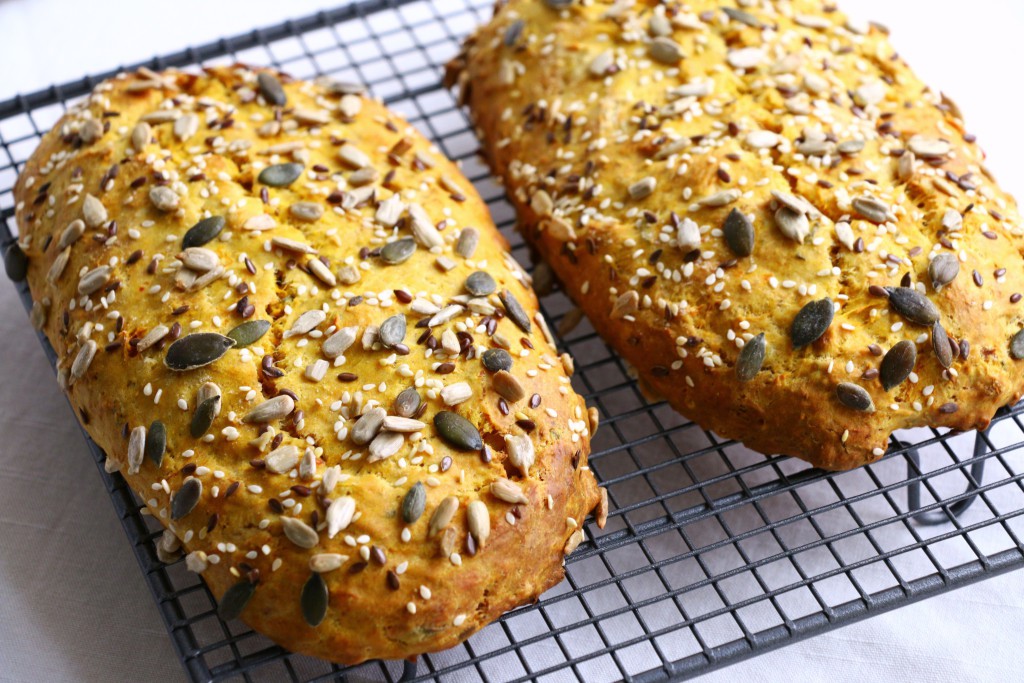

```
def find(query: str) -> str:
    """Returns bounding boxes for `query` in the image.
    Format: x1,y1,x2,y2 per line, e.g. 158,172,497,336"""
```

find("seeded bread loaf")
447,0,1024,470
11,65,602,664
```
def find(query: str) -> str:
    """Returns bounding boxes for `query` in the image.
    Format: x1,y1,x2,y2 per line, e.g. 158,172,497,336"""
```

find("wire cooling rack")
4,1,1024,681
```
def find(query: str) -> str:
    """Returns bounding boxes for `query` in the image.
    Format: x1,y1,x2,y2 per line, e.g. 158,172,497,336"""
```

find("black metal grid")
3,1,1024,681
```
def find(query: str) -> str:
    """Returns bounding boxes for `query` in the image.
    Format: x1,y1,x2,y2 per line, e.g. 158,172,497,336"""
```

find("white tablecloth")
1,1,1023,681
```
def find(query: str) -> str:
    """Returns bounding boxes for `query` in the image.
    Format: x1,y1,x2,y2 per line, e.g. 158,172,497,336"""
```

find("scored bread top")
448,0,1024,470
13,65,600,663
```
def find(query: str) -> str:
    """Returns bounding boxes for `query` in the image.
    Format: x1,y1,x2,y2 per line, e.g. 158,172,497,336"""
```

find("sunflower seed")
78,265,111,295
322,326,358,359
272,236,316,254
226,319,271,348
465,271,497,297
306,258,336,287
722,208,754,257
428,496,460,538
589,49,614,76
258,162,304,188
833,221,856,251
352,407,386,445
149,186,179,212
628,176,657,199
1011,330,1024,360
490,477,528,504
165,333,235,371
285,309,326,338
697,189,741,208
440,382,472,406
727,47,765,69
242,395,295,423
326,496,356,538
907,135,951,159
564,530,584,555
722,6,760,26
131,122,151,150
544,0,573,8
932,323,953,369
852,195,892,224
880,340,917,391
145,420,166,467
173,113,199,141
309,553,347,573
405,203,443,249
735,333,766,381
482,348,513,373
368,431,405,463
885,287,940,325
492,370,526,403
263,445,299,475
338,143,371,169
300,572,328,627
381,237,416,265
791,298,834,348
434,411,483,451
898,151,916,182
191,396,220,438
58,219,85,250
176,247,217,273
304,359,329,383
242,214,276,231
127,426,146,475
181,216,225,249
836,382,875,412
383,416,426,432
29,299,48,330
775,207,810,244
837,139,866,155
171,478,202,520
745,130,780,150
281,516,319,549
467,501,490,549
505,434,535,476
47,248,70,283
82,194,107,227
218,581,255,621
928,253,959,290
70,340,97,381
134,324,168,353
375,194,405,227
402,482,427,524
338,94,362,118
287,201,323,222
499,289,531,333
456,228,479,258
394,387,421,418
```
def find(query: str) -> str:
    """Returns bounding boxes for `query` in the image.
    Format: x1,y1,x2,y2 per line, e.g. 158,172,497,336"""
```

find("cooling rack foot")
907,427,989,525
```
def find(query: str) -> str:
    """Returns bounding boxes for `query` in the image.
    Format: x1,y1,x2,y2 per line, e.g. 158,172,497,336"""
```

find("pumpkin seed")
880,340,917,391
322,326,358,359
467,500,490,549
482,348,513,373
927,323,952,369
281,516,319,549
378,314,407,347
544,0,573,8
191,396,220,438
649,37,684,64
258,162,304,187
774,207,809,244
722,208,754,257
504,19,525,46
301,572,328,627
722,6,760,26
790,298,834,348
171,478,202,520
352,407,386,445
499,289,531,333
145,420,166,467
836,382,875,412
1011,330,1024,360
465,271,497,297
434,411,483,451
242,395,295,423
326,496,356,538
428,496,460,538
165,333,235,371
4,244,27,282
218,581,255,621
402,482,427,524
885,287,940,325
257,72,287,106
394,387,421,418
182,216,225,249
380,237,416,265
290,201,324,222
929,254,959,290
456,228,479,258
735,333,766,381
227,319,271,347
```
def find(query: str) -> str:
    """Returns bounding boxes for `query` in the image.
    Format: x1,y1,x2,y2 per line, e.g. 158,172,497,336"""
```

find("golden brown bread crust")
449,0,1024,470
13,65,600,664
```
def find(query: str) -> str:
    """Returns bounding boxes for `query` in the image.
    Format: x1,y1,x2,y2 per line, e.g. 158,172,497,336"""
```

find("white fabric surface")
1,1,1023,682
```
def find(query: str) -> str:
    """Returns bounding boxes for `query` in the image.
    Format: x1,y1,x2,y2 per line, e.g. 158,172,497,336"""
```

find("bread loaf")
448,0,1024,470
12,65,601,663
